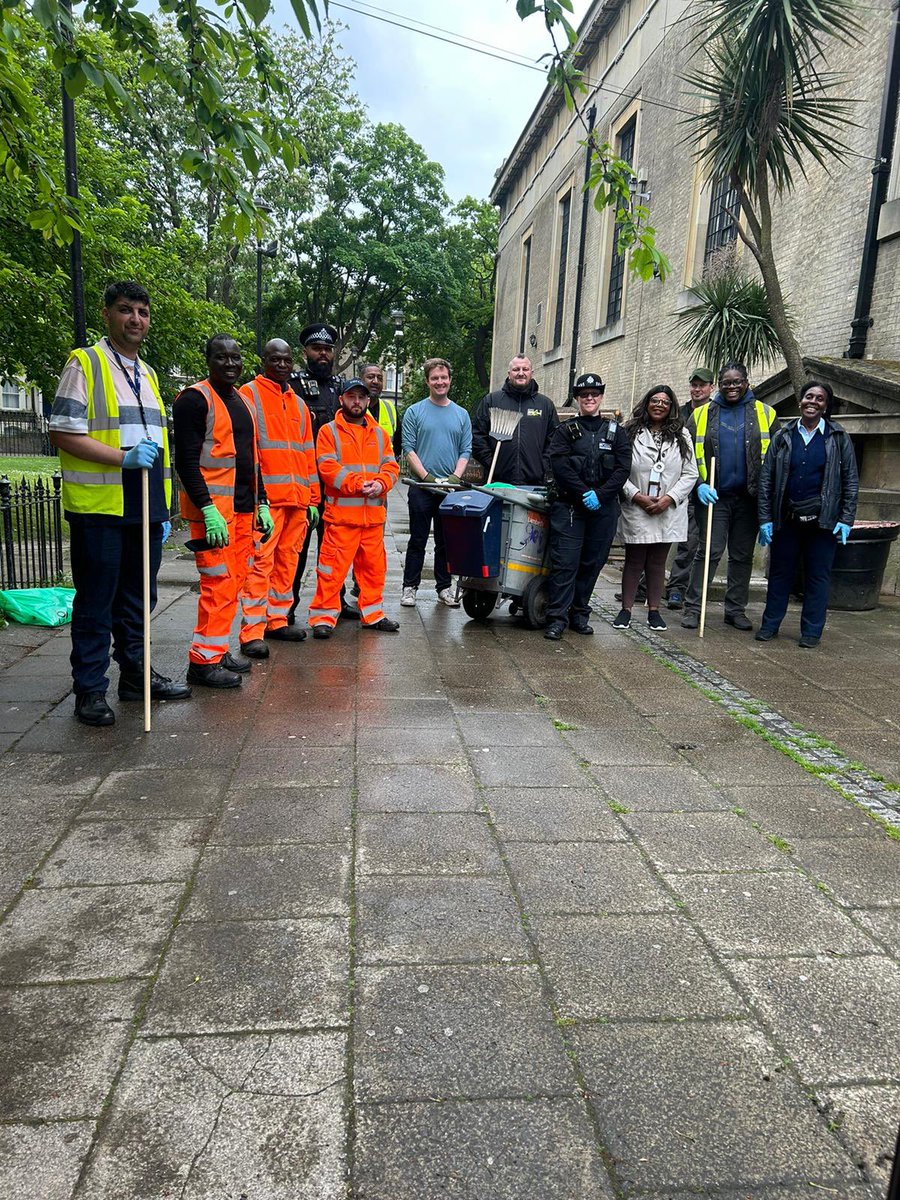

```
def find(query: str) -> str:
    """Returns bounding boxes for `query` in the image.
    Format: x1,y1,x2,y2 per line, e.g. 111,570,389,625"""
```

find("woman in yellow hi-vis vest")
680,362,777,633
49,281,192,728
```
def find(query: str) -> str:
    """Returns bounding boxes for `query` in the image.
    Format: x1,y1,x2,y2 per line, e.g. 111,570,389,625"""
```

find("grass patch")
552,719,577,731
608,800,630,814
0,454,60,480
732,807,746,818
765,833,793,854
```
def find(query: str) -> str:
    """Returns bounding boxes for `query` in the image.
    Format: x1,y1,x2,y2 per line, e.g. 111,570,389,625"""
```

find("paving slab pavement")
0,491,898,1197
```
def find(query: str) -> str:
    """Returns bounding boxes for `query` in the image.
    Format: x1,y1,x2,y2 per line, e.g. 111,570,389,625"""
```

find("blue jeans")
69,519,163,695
761,521,837,639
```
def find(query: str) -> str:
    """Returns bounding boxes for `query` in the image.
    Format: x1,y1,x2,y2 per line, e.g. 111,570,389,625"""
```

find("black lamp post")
390,308,404,403
60,0,86,347
254,203,277,358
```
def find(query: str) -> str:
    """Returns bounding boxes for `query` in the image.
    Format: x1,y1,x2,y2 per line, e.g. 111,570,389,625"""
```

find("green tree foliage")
0,0,326,243
684,0,860,393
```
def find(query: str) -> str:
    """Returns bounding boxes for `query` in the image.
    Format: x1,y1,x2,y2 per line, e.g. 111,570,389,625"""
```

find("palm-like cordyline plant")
676,262,788,376
683,0,862,394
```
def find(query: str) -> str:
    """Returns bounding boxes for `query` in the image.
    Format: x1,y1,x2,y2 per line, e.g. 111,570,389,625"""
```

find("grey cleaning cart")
439,484,552,627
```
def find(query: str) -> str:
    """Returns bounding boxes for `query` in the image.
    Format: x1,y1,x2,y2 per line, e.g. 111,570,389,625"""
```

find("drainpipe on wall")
845,0,900,359
567,104,598,400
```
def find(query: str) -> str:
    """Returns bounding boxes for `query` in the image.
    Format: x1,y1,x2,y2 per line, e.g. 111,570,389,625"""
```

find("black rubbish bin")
829,522,900,611
439,490,502,579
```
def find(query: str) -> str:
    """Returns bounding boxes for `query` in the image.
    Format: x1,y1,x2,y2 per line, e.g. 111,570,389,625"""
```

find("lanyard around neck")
105,338,149,437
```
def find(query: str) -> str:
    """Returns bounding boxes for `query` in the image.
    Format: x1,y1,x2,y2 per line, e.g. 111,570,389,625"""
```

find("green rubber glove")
307,505,320,530
446,473,462,485
256,504,274,536
423,472,437,483
201,504,228,548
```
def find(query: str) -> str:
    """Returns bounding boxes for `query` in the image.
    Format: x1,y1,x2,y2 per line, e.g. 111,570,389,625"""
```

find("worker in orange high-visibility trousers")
238,338,320,659
173,334,273,689
308,378,400,638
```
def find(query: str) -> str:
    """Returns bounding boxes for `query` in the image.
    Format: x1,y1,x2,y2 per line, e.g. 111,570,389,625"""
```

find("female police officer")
544,373,632,640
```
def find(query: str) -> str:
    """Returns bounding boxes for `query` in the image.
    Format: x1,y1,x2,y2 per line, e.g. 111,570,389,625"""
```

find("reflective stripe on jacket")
374,396,398,440
57,343,172,516
177,379,257,522
692,397,776,496
317,411,399,527
239,376,320,508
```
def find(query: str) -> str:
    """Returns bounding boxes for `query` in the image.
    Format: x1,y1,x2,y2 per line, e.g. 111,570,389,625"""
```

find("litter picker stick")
699,457,716,640
141,468,151,732
485,407,522,485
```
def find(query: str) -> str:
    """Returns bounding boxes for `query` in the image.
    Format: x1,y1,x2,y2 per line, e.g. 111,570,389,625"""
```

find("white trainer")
437,587,460,607
401,586,417,607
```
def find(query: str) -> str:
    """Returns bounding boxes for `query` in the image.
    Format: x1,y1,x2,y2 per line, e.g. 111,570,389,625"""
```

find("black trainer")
544,620,565,641
798,635,820,648
612,609,632,629
74,691,115,726
186,662,242,689
681,611,699,629
647,610,667,631
755,628,778,642
265,626,307,642
724,613,753,631
570,620,594,635
241,640,270,660
118,668,192,702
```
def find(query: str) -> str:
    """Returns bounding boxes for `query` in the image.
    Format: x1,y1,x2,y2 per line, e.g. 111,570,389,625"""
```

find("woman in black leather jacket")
756,380,858,648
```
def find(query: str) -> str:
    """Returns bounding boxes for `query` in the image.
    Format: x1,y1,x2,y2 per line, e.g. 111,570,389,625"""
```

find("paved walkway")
1,486,898,1198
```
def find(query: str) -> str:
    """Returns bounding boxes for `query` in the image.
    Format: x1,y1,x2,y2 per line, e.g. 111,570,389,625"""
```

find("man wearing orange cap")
308,379,400,638
238,338,320,659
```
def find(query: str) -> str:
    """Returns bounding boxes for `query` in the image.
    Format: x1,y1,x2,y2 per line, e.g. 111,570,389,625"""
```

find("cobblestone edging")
593,600,900,834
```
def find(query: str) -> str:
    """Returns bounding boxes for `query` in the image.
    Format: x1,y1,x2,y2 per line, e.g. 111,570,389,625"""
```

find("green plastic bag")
0,587,76,627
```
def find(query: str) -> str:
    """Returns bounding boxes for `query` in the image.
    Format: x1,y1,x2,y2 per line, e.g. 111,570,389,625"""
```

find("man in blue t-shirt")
400,357,472,608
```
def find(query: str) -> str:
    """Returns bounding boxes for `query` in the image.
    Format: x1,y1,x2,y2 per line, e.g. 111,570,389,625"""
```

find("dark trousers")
547,501,618,625
69,519,163,695
403,487,450,593
761,522,836,639
684,492,758,618
666,499,699,593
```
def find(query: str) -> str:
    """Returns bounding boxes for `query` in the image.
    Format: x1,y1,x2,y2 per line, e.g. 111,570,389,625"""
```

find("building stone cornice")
490,0,626,208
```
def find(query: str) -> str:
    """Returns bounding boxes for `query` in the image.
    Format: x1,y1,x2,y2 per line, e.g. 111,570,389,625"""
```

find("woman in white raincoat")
614,384,698,631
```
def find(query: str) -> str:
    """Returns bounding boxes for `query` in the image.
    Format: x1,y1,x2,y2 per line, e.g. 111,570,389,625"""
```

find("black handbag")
787,494,822,523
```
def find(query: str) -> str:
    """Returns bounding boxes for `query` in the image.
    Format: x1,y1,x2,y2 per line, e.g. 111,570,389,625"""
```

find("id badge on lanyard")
648,460,664,499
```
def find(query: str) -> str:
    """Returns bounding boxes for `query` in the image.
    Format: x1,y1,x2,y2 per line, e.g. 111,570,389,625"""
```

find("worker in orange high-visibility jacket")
238,338,321,659
173,334,273,690
309,379,400,638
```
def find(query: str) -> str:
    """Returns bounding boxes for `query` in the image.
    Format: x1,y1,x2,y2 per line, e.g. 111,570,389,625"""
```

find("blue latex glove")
161,520,171,544
833,522,851,545
582,490,600,511
697,483,718,506
758,522,773,547
122,439,159,470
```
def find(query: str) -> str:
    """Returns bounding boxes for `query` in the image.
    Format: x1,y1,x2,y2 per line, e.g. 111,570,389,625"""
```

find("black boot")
118,667,192,702
186,662,242,689
74,691,115,726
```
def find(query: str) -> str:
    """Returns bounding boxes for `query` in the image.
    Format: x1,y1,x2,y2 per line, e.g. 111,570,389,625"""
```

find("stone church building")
490,0,900,584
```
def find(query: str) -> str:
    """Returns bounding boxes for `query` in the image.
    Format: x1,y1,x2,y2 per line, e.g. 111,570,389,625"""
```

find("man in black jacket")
472,356,559,485
544,373,632,640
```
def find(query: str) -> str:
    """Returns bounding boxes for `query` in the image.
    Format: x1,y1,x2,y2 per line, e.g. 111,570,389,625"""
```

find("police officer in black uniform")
287,322,347,624
544,373,632,640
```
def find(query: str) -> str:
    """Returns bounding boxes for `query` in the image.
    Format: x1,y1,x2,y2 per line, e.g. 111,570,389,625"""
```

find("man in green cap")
666,367,714,609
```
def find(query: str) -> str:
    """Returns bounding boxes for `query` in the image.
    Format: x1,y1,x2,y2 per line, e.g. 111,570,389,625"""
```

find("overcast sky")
272,0,592,203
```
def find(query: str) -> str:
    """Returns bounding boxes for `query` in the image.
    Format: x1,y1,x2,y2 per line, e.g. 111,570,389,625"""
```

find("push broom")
485,407,522,484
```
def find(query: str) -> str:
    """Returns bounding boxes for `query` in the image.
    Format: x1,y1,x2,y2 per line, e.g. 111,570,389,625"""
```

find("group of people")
50,280,859,729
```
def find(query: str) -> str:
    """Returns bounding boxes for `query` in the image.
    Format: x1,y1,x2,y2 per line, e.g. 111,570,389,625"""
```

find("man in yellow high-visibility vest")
681,361,777,633
49,281,192,727
360,363,401,458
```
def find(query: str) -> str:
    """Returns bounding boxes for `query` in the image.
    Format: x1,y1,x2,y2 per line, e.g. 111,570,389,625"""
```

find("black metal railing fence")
0,412,53,457
0,473,66,589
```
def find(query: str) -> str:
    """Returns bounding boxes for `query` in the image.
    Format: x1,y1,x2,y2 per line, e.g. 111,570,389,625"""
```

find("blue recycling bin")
439,490,502,579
